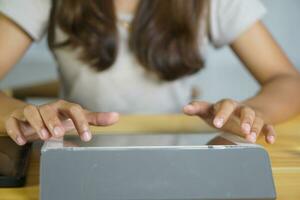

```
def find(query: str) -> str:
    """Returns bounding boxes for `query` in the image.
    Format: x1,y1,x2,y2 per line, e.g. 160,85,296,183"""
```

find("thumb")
183,101,212,117
85,111,119,126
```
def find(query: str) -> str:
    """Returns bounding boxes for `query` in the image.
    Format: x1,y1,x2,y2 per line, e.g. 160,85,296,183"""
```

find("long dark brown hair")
48,0,206,81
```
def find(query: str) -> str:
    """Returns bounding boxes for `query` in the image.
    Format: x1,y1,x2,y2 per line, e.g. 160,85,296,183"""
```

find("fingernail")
107,113,119,123
82,131,91,142
242,123,251,134
214,118,224,128
184,105,194,112
39,129,49,139
110,112,119,118
267,135,275,144
53,126,64,137
16,136,26,145
248,132,257,143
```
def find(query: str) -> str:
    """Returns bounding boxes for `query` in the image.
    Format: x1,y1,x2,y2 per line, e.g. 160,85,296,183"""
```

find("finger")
23,105,50,140
85,112,119,126
38,105,65,138
5,117,27,145
213,100,237,128
183,101,212,117
61,118,76,131
19,121,41,141
239,106,255,135
263,124,276,144
59,103,92,142
247,117,264,143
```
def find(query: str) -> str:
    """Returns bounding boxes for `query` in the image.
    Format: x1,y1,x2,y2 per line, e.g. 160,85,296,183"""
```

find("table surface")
0,114,300,200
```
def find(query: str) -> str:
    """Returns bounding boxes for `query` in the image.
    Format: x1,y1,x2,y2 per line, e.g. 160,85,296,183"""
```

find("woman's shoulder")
0,0,52,41
209,0,265,13
208,0,266,48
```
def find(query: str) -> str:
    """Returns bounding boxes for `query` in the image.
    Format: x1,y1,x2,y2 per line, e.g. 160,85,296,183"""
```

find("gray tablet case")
40,133,276,200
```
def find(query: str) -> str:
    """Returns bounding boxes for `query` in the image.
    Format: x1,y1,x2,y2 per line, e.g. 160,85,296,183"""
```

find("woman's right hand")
4,99,119,145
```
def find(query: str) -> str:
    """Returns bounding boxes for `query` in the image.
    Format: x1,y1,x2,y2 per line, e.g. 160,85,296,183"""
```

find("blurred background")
0,0,299,103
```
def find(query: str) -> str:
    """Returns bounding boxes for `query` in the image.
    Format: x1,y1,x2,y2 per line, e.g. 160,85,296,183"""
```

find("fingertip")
107,112,120,124
241,123,251,134
213,117,224,128
16,136,26,146
6,118,27,145
39,128,50,140
90,112,120,126
264,125,276,144
266,135,275,144
81,130,92,142
110,112,119,119
183,105,195,115
246,132,257,143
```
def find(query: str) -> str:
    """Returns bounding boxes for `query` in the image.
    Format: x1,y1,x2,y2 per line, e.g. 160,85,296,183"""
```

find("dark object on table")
0,137,32,187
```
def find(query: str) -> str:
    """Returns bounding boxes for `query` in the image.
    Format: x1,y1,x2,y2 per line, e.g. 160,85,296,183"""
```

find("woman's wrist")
0,91,28,122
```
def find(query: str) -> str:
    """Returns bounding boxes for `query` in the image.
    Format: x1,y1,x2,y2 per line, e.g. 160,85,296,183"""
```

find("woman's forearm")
244,74,300,124
0,91,28,123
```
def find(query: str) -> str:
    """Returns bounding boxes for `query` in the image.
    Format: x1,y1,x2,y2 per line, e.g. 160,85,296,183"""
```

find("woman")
1,0,300,145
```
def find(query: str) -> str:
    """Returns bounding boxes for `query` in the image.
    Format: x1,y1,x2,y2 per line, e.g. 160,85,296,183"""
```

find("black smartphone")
0,137,32,187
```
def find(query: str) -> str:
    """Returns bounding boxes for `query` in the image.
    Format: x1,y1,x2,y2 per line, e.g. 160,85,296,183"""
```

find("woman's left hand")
183,99,276,144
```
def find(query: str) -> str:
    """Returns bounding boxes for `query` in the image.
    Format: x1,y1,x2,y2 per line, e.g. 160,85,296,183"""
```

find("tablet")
45,132,251,149
41,132,276,200
63,132,237,147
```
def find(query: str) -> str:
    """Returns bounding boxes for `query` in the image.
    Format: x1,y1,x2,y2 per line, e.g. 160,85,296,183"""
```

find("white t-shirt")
0,0,266,114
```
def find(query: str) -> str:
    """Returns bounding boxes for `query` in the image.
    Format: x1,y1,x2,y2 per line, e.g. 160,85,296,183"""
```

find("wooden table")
0,114,300,200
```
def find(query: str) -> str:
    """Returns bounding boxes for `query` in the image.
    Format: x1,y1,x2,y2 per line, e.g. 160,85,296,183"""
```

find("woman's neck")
114,0,139,14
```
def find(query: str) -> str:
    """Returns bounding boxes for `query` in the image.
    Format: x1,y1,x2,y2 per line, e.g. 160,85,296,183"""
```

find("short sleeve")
0,0,52,41
209,0,266,48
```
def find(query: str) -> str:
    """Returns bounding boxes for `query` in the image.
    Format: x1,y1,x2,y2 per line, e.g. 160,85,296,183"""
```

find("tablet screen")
63,133,236,147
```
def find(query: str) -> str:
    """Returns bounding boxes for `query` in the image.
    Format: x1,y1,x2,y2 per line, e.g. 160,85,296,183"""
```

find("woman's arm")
0,13,119,145
184,21,300,144
231,21,300,124
0,13,33,119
